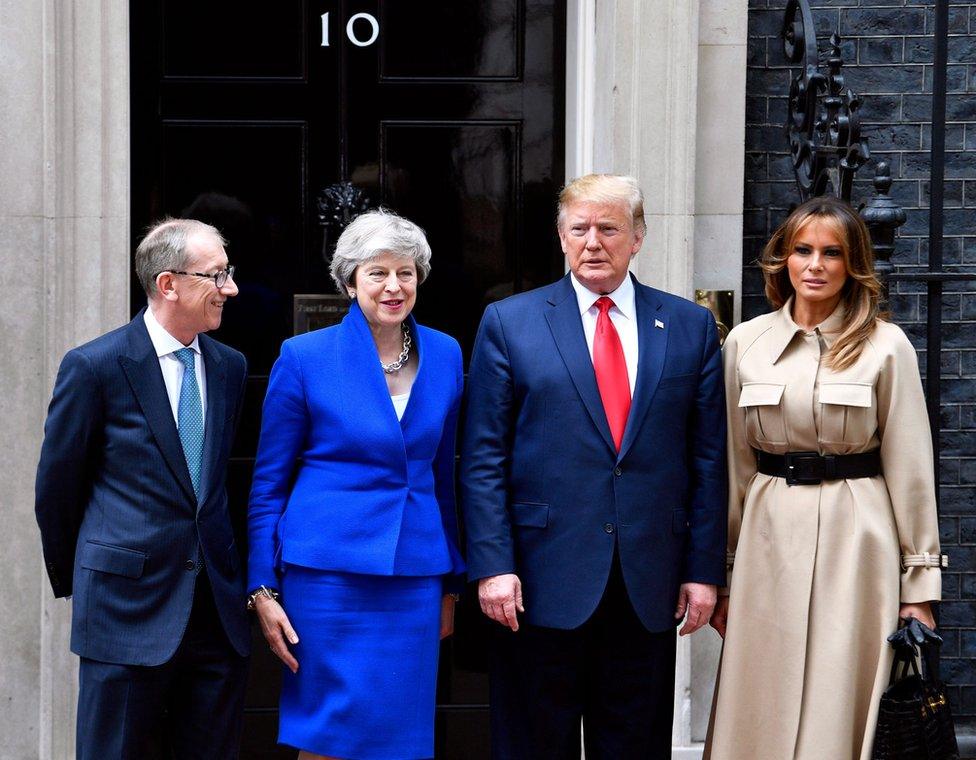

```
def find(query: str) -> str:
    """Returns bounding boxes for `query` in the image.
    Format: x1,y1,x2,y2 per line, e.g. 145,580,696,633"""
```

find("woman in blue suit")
247,209,466,760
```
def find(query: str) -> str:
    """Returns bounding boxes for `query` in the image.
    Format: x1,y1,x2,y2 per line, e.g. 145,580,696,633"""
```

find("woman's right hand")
254,595,300,673
710,596,730,639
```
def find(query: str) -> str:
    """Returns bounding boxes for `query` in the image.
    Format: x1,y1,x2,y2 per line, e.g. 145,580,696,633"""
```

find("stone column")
566,1,747,756
0,1,130,756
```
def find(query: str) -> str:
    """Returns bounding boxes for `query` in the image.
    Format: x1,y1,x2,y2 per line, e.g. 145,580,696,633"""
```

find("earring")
348,290,356,298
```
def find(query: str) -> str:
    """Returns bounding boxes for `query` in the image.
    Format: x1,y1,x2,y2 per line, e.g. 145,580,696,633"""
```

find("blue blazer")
34,311,250,665
460,274,727,632
247,302,466,592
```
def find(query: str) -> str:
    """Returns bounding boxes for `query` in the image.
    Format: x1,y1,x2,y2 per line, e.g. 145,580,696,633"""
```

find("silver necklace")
381,324,412,374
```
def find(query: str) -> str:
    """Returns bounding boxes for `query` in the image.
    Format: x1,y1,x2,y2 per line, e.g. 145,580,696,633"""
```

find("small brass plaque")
694,289,734,345
293,294,349,335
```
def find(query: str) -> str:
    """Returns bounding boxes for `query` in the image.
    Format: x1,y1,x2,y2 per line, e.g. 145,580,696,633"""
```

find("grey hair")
557,174,646,235
330,209,432,297
135,218,226,297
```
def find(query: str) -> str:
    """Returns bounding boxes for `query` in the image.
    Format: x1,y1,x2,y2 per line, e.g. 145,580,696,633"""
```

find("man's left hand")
675,582,717,636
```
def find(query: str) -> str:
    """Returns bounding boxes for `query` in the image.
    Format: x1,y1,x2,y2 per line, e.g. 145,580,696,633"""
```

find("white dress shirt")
570,272,638,396
144,307,207,428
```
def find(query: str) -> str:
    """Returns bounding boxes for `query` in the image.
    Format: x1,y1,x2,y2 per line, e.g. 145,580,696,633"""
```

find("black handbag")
872,618,959,760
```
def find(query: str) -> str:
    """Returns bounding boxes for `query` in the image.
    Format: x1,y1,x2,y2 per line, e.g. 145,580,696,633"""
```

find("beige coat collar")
769,296,847,364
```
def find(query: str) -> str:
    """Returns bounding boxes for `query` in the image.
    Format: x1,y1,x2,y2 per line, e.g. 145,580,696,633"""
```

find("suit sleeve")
459,304,518,582
247,340,309,592
682,312,728,586
34,349,103,598
875,326,942,604
433,341,466,593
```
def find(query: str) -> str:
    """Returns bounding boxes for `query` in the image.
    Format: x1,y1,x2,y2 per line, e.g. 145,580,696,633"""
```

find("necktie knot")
595,296,615,315
174,347,195,370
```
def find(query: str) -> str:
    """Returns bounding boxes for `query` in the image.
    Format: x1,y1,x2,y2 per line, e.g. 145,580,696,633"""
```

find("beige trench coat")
704,300,943,760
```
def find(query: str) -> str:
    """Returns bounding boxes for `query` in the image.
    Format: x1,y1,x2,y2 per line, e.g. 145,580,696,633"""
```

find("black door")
130,2,566,756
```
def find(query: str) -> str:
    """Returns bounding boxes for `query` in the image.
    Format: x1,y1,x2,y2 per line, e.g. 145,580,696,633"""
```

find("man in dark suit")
35,219,250,758
461,174,727,759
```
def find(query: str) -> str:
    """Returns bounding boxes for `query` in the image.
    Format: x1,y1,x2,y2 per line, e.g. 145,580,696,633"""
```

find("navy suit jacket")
34,310,250,665
247,302,466,592
460,274,727,632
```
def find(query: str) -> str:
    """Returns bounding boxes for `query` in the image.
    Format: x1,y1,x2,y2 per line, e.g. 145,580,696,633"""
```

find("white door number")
321,12,380,48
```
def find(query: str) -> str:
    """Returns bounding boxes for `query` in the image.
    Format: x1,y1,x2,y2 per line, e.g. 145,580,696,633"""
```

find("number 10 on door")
321,12,380,47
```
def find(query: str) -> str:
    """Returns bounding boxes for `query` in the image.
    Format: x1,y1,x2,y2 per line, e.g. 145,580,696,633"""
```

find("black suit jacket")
34,310,250,665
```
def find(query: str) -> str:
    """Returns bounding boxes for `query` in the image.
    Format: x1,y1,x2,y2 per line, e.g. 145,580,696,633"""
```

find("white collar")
570,272,636,320
144,306,201,359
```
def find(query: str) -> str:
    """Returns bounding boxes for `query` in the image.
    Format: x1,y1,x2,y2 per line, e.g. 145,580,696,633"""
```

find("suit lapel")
617,281,668,461
337,302,410,448
118,313,197,506
544,275,616,455
197,334,226,509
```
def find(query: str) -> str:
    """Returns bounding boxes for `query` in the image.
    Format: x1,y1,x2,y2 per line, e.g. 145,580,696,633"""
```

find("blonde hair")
760,196,884,371
557,174,646,234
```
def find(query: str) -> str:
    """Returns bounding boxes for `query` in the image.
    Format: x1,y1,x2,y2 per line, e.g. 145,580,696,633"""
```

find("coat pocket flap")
819,382,872,408
738,382,786,407
79,541,147,579
511,502,549,528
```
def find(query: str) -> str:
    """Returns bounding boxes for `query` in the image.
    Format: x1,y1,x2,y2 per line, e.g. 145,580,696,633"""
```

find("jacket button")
613,467,622,477
184,559,195,571
604,523,615,534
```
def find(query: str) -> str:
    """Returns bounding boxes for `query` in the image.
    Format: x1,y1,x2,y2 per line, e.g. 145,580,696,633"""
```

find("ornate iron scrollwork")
782,0,869,202
316,181,373,258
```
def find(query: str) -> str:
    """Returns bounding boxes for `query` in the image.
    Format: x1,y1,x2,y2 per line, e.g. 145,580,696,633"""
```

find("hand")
709,595,730,639
440,595,456,640
675,582,717,636
900,601,936,630
254,595,300,673
478,573,524,632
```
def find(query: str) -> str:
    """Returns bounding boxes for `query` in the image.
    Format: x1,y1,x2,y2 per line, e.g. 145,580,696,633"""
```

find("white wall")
0,2,130,756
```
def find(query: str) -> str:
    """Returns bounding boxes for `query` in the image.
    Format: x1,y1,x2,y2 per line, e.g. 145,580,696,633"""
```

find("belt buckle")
784,451,824,486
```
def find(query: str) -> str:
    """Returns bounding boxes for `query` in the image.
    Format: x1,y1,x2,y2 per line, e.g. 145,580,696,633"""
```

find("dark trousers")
77,573,249,760
489,554,677,760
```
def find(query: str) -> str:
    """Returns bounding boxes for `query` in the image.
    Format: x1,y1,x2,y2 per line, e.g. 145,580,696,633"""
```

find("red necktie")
593,296,631,451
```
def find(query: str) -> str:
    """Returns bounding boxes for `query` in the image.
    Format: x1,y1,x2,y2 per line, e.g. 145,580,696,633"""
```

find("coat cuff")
900,554,945,603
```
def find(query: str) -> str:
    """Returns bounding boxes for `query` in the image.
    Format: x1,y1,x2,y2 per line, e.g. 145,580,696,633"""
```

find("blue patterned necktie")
174,348,204,498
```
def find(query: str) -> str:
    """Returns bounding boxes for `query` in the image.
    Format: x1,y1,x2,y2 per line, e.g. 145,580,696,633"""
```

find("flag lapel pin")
654,319,665,329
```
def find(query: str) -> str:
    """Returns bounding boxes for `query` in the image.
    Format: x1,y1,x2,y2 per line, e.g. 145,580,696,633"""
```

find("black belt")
755,449,881,486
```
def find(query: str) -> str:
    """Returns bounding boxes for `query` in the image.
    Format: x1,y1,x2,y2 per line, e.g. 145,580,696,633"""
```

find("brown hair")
760,196,884,371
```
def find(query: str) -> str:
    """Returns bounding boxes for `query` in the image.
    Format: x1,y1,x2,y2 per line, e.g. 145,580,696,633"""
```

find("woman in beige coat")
704,197,946,760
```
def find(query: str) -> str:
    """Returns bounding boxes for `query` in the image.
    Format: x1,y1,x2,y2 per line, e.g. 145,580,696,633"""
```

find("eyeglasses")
159,266,236,288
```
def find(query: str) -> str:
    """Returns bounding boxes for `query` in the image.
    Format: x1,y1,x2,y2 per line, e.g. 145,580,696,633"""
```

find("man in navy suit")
35,219,250,758
461,174,727,759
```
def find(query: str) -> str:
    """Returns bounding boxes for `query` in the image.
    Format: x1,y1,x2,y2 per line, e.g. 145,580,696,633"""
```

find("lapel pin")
654,319,665,329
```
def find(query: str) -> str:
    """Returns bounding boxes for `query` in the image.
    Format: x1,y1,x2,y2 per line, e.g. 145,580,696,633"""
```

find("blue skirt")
278,565,442,759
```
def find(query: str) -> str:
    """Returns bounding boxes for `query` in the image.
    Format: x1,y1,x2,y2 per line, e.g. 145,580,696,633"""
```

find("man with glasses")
35,218,249,758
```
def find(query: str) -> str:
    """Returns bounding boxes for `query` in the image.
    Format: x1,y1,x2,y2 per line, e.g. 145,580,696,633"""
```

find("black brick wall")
745,0,976,723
